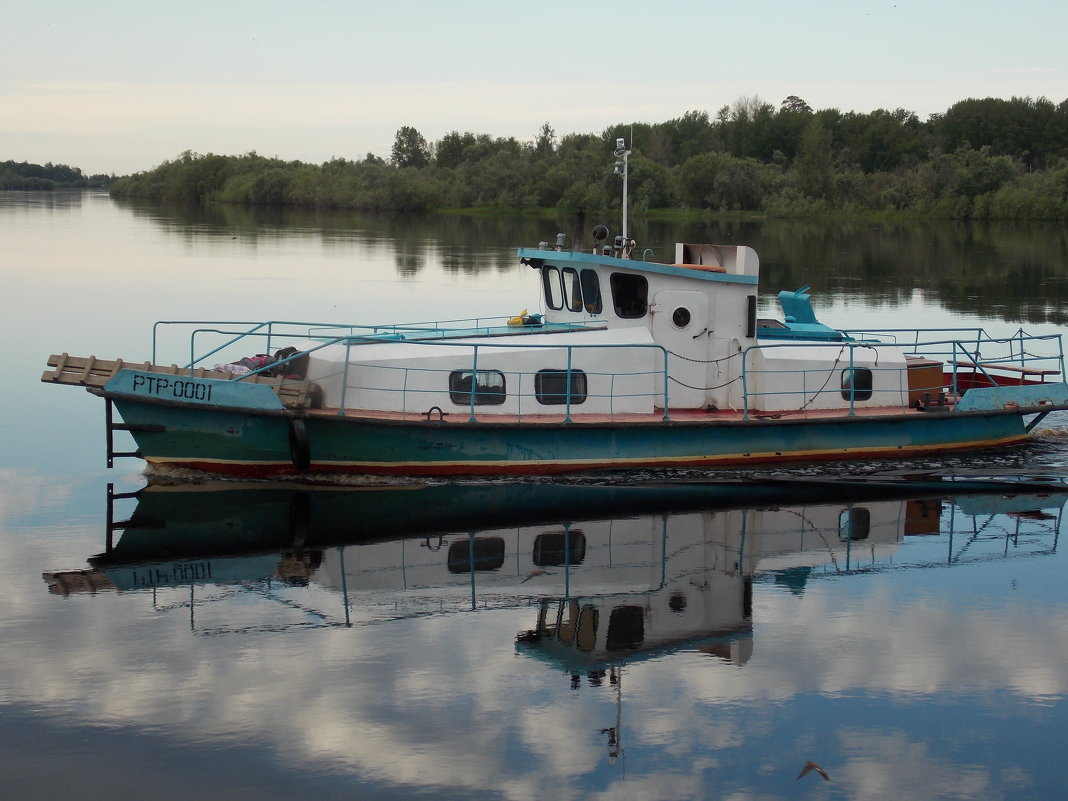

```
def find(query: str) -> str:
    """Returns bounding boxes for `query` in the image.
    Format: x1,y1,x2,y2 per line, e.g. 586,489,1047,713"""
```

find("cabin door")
650,290,710,409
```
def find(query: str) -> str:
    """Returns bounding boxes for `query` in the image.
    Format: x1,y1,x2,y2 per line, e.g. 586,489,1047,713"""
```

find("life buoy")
289,418,310,471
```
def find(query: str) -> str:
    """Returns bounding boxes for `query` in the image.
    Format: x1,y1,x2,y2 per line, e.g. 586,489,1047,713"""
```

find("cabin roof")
517,247,758,286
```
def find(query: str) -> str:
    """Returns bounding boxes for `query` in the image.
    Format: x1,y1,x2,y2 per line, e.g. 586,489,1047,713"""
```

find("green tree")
780,95,813,114
533,122,556,159
435,131,475,169
793,117,835,199
678,152,723,208
391,126,431,168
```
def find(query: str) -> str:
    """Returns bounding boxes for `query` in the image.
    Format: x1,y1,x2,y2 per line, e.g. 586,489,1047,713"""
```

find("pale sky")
3,0,1066,176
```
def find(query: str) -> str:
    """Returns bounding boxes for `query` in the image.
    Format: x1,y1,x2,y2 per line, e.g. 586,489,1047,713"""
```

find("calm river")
3,190,1068,800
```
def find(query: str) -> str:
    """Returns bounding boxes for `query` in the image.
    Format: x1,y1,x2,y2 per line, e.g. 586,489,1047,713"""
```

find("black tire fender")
289,418,310,471
288,491,310,547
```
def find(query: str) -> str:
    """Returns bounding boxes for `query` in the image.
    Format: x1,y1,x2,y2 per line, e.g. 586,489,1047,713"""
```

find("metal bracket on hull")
104,482,143,553
1026,409,1053,433
105,398,164,468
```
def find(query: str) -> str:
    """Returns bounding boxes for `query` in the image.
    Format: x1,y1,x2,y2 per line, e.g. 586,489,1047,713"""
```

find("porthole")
841,368,873,401
672,306,691,328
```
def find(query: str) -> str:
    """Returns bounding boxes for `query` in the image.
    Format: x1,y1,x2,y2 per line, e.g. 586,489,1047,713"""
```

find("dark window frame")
541,266,563,310
839,507,871,541
606,605,645,652
841,367,873,401
449,369,507,405
580,269,602,314
609,272,649,319
535,369,588,405
533,530,587,566
447,537,506,572
562,267,583,312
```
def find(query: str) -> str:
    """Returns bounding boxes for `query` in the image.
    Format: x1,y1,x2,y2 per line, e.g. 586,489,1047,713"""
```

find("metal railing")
151,317,606,372
330,338,673,422
739,330,1065,419
149,320,1066,423
151,319,672,422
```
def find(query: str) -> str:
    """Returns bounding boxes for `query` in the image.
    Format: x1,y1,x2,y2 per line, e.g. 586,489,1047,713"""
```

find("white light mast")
613,137,631,240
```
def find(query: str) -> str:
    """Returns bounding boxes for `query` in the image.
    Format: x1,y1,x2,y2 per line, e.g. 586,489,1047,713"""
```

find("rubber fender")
289,418,311,471
288,491,310,547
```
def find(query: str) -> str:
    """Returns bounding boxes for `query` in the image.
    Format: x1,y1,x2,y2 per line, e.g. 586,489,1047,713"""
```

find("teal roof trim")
517,248,758,286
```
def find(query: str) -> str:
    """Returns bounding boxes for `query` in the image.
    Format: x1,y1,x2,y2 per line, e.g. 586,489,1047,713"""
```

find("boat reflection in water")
44,478,1064,650
40,477,1066,780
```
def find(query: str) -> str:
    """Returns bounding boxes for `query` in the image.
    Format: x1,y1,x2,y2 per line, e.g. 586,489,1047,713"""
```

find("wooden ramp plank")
42,354,321,409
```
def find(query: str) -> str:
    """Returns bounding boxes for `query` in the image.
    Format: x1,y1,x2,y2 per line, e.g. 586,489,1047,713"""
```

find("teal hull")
111,394,1036,478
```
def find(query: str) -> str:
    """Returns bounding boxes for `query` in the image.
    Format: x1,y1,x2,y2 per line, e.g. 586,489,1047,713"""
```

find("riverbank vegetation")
109,96,1068,220
1,160,115,190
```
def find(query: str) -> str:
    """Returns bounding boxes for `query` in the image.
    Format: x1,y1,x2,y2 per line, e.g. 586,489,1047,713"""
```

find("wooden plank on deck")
42,354,321,409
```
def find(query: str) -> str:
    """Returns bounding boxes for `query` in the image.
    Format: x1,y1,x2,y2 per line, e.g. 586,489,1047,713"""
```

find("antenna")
613,137,631,240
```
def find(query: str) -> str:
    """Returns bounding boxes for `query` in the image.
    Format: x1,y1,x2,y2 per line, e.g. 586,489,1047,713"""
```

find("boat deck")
306,402,954,425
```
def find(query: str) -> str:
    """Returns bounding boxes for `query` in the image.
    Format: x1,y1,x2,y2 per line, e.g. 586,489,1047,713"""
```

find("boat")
41,140,1068,478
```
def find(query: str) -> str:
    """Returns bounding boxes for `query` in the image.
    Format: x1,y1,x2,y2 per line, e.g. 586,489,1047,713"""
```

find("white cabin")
299,240,912,416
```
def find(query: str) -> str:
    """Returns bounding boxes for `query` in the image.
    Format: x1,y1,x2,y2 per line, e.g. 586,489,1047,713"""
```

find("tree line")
1,160,115,190
109,95,1068,220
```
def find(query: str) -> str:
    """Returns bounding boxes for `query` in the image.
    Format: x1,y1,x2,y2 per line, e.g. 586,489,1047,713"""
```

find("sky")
3,0,1066,176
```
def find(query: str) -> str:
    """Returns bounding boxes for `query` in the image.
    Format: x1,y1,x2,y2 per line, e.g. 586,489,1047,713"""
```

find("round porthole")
672,307,691,328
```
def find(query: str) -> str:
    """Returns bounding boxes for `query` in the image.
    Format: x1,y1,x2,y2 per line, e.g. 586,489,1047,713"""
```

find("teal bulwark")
105,369,285,411
955,382,1068,411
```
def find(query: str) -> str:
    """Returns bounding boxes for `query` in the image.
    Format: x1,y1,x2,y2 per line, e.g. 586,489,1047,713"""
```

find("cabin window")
841,367,873,401
606,605,644,651
533,529,587,566
542,266,563,310
575,606,599,652
562,267,583,312
580,269,602,314
449,370,506,405
557,600,580,643
610,273,648,319
839,508,871,541
447,537,506,572
535,369,587,405
672,306,692,328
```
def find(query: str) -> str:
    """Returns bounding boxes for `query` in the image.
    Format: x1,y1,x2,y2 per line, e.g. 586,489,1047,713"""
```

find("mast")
613,138,631,240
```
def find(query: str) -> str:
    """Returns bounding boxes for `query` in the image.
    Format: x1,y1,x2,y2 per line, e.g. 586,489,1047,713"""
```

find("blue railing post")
950,341,960,398
151,321,162,365
741,348,750,421
661,347,671,422
338,340,351,417
565,347,574,423
847,345,856,416
468,345,479,423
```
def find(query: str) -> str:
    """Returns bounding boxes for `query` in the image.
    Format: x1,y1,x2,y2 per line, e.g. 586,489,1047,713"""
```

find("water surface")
3,192,1068,800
